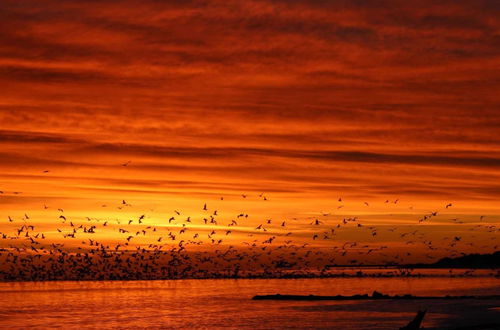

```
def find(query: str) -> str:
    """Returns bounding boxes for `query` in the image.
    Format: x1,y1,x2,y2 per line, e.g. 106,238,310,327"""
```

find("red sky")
0,0,499,263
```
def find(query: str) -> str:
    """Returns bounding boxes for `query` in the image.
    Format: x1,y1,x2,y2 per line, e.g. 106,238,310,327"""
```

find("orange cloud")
0,0,499,266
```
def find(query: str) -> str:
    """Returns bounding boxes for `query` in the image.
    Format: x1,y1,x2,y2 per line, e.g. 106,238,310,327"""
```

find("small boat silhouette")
400,310,426,330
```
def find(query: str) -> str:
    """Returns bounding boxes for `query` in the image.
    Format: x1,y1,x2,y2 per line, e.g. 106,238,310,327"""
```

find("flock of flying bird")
0,167,498,281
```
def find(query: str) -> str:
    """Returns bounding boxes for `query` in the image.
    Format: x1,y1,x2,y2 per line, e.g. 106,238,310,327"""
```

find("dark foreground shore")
252,291,500,301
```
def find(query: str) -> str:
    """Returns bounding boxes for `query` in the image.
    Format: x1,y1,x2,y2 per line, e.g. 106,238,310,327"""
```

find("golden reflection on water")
0,274,499,329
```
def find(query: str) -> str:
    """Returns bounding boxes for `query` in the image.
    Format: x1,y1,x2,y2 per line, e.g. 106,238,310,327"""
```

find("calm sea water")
0,272,499,329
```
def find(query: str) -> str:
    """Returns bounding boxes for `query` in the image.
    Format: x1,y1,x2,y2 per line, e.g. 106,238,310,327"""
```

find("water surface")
1,273,499,329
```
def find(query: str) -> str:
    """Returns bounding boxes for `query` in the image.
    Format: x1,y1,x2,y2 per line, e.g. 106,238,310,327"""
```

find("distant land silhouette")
1,250,498,281
407,251,499,269
252,291,500,301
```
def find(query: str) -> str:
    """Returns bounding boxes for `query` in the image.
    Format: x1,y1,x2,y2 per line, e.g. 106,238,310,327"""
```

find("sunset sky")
0,0,499,264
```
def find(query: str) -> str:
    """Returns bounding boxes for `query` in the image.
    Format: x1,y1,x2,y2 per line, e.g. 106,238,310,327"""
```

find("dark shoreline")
1,268,499,283
252,291,500,301
1,272,499,282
